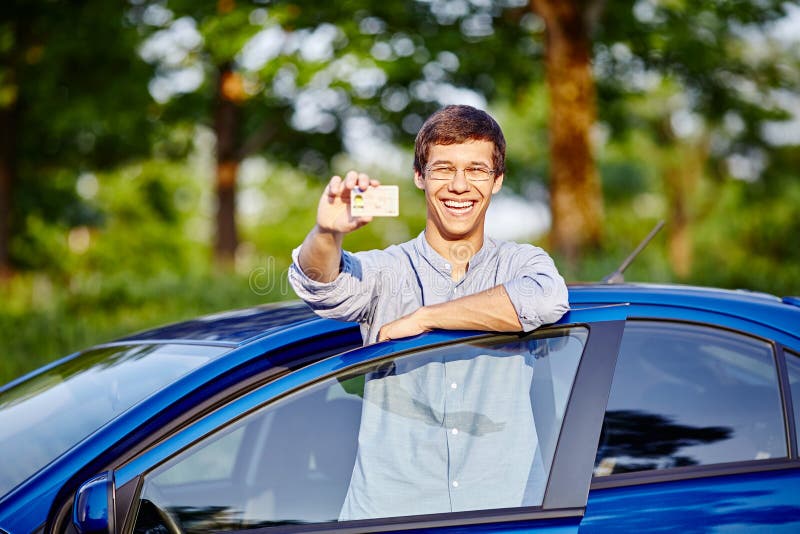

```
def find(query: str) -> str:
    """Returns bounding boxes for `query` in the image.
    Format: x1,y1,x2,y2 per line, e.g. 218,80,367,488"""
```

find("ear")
491,173,504,195
414,171,425,190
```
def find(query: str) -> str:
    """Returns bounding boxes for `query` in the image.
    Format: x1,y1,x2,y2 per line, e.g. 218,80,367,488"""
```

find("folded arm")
378,285,521,341
378,246,569,342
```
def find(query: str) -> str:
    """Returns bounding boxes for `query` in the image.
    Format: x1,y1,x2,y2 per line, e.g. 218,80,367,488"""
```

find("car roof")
118,301,319,345
569,283,799,337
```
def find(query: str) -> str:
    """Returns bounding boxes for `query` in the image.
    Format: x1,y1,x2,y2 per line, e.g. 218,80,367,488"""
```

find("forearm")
297,225,344,283
418,285,522,332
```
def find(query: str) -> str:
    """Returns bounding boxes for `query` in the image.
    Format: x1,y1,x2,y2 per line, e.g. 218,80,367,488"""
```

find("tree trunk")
531,0,603,265
213,64,241,265
0,101,18,279
663,137,708,279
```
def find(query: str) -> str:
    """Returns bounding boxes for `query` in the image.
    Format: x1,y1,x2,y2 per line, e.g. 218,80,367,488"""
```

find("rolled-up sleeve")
288,246,377,323
502,245,570,332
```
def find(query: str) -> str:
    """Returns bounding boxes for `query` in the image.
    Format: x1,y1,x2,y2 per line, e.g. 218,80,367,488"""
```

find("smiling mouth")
441,199,476,215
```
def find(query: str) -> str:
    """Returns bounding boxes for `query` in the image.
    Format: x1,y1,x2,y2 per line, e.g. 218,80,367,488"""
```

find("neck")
424,224,484,267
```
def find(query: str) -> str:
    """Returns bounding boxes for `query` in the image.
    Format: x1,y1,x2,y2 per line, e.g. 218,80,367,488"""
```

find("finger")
344,170,359,191
357,172,370,191
369,178,381,188
328,175,343,197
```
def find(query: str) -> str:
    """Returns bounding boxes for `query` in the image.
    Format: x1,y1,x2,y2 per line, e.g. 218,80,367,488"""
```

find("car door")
581,316,800,532
89,306,626,533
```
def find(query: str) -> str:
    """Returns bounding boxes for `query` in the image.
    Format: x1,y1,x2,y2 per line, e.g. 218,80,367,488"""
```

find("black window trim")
589,317,800,493
116,320,627,534
226,506,585,534
591,458,799,490
543,320,624,509
778,344,798,458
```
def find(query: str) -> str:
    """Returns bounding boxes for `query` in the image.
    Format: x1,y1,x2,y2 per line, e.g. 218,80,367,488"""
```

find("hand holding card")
350,185,400,217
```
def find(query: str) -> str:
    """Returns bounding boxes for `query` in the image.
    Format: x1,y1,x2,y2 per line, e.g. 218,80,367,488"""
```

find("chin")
437,220,483,241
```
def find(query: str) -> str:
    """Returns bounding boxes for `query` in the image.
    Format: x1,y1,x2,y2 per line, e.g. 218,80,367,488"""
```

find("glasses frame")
424,165,497,183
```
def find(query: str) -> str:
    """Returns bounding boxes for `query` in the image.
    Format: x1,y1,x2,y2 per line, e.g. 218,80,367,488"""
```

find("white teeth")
443,200,474,208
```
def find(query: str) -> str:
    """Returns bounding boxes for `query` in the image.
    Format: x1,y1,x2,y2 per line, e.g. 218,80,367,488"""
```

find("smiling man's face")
414,140,504,249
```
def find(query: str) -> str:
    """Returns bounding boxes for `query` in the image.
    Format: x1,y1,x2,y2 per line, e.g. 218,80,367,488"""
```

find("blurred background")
1,0,799,384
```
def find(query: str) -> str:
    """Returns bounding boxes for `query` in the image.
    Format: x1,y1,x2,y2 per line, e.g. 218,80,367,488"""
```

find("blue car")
1,284,799,533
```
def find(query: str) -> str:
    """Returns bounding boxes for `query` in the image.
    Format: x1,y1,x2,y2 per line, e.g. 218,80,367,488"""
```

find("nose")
448,169,471,193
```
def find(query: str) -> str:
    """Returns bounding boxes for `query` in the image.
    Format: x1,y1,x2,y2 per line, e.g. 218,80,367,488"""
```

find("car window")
130,327,588,531
594,321,786,477
0,343,227,497
785,349,800,447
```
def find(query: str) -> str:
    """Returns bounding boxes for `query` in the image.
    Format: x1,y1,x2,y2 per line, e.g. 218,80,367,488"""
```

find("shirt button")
451,428,459,435
452,481,459,488
450,382,457,389
444,263,450,270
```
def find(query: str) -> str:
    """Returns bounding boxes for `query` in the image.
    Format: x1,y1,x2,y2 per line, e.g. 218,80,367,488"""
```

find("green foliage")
3,0,800,387
129,0,546,173
691,176,800,295
0,271,278,385
0,147,428,385
595,0,797,151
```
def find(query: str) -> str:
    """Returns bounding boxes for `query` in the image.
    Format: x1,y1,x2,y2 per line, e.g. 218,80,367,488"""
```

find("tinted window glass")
785,349,800,447
595,322,786,476
132,327,587,531
0,343,227,496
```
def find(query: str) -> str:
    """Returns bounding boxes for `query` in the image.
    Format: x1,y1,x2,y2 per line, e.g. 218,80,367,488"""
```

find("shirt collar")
414,231,495,278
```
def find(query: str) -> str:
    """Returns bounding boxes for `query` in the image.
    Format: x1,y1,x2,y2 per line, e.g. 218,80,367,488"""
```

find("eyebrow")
429,159,492,167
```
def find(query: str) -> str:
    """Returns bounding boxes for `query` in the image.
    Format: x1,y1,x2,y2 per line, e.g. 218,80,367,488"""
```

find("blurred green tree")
131,0,542,264
2,0,797,279
530,0,604,264
593,0,799,276
134,0,790,268
0,0,157,275
528,0,797,265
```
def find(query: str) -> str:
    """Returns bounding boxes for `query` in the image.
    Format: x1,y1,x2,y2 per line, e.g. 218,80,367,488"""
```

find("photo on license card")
350,185,399,217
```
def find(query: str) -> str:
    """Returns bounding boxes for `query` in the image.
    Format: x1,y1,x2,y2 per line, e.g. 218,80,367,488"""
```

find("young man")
290,105,568,344
289,105,569,520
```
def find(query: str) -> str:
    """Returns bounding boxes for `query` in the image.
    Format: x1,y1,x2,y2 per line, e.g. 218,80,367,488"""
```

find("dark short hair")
413,105,506,176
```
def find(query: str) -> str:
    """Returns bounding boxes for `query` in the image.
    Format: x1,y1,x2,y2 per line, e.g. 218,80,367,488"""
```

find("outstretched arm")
378,285,522,341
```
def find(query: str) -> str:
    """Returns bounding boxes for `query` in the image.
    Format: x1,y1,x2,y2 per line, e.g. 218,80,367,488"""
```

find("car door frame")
102,305,628,533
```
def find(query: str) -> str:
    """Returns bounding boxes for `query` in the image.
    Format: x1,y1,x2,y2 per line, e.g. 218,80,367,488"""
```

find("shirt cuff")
503,277,569,332
288,246,363,301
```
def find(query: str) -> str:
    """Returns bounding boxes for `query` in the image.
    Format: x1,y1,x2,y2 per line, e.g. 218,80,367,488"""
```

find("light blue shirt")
288,232,569,520
289,232,569,344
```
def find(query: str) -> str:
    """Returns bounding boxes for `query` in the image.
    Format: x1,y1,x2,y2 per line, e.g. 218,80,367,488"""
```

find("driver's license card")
350,185,399,217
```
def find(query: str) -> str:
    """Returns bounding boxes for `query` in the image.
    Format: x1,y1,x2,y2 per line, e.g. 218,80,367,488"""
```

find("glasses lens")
426,166,494,181
465,168,492,182
428,166,454,180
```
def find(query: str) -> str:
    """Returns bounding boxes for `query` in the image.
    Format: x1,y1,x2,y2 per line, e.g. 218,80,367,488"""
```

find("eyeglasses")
424,165,497,183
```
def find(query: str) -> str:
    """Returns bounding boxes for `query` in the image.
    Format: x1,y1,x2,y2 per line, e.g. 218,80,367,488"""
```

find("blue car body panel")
582,469,800,532
1,284,799,533
569,284,800,342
